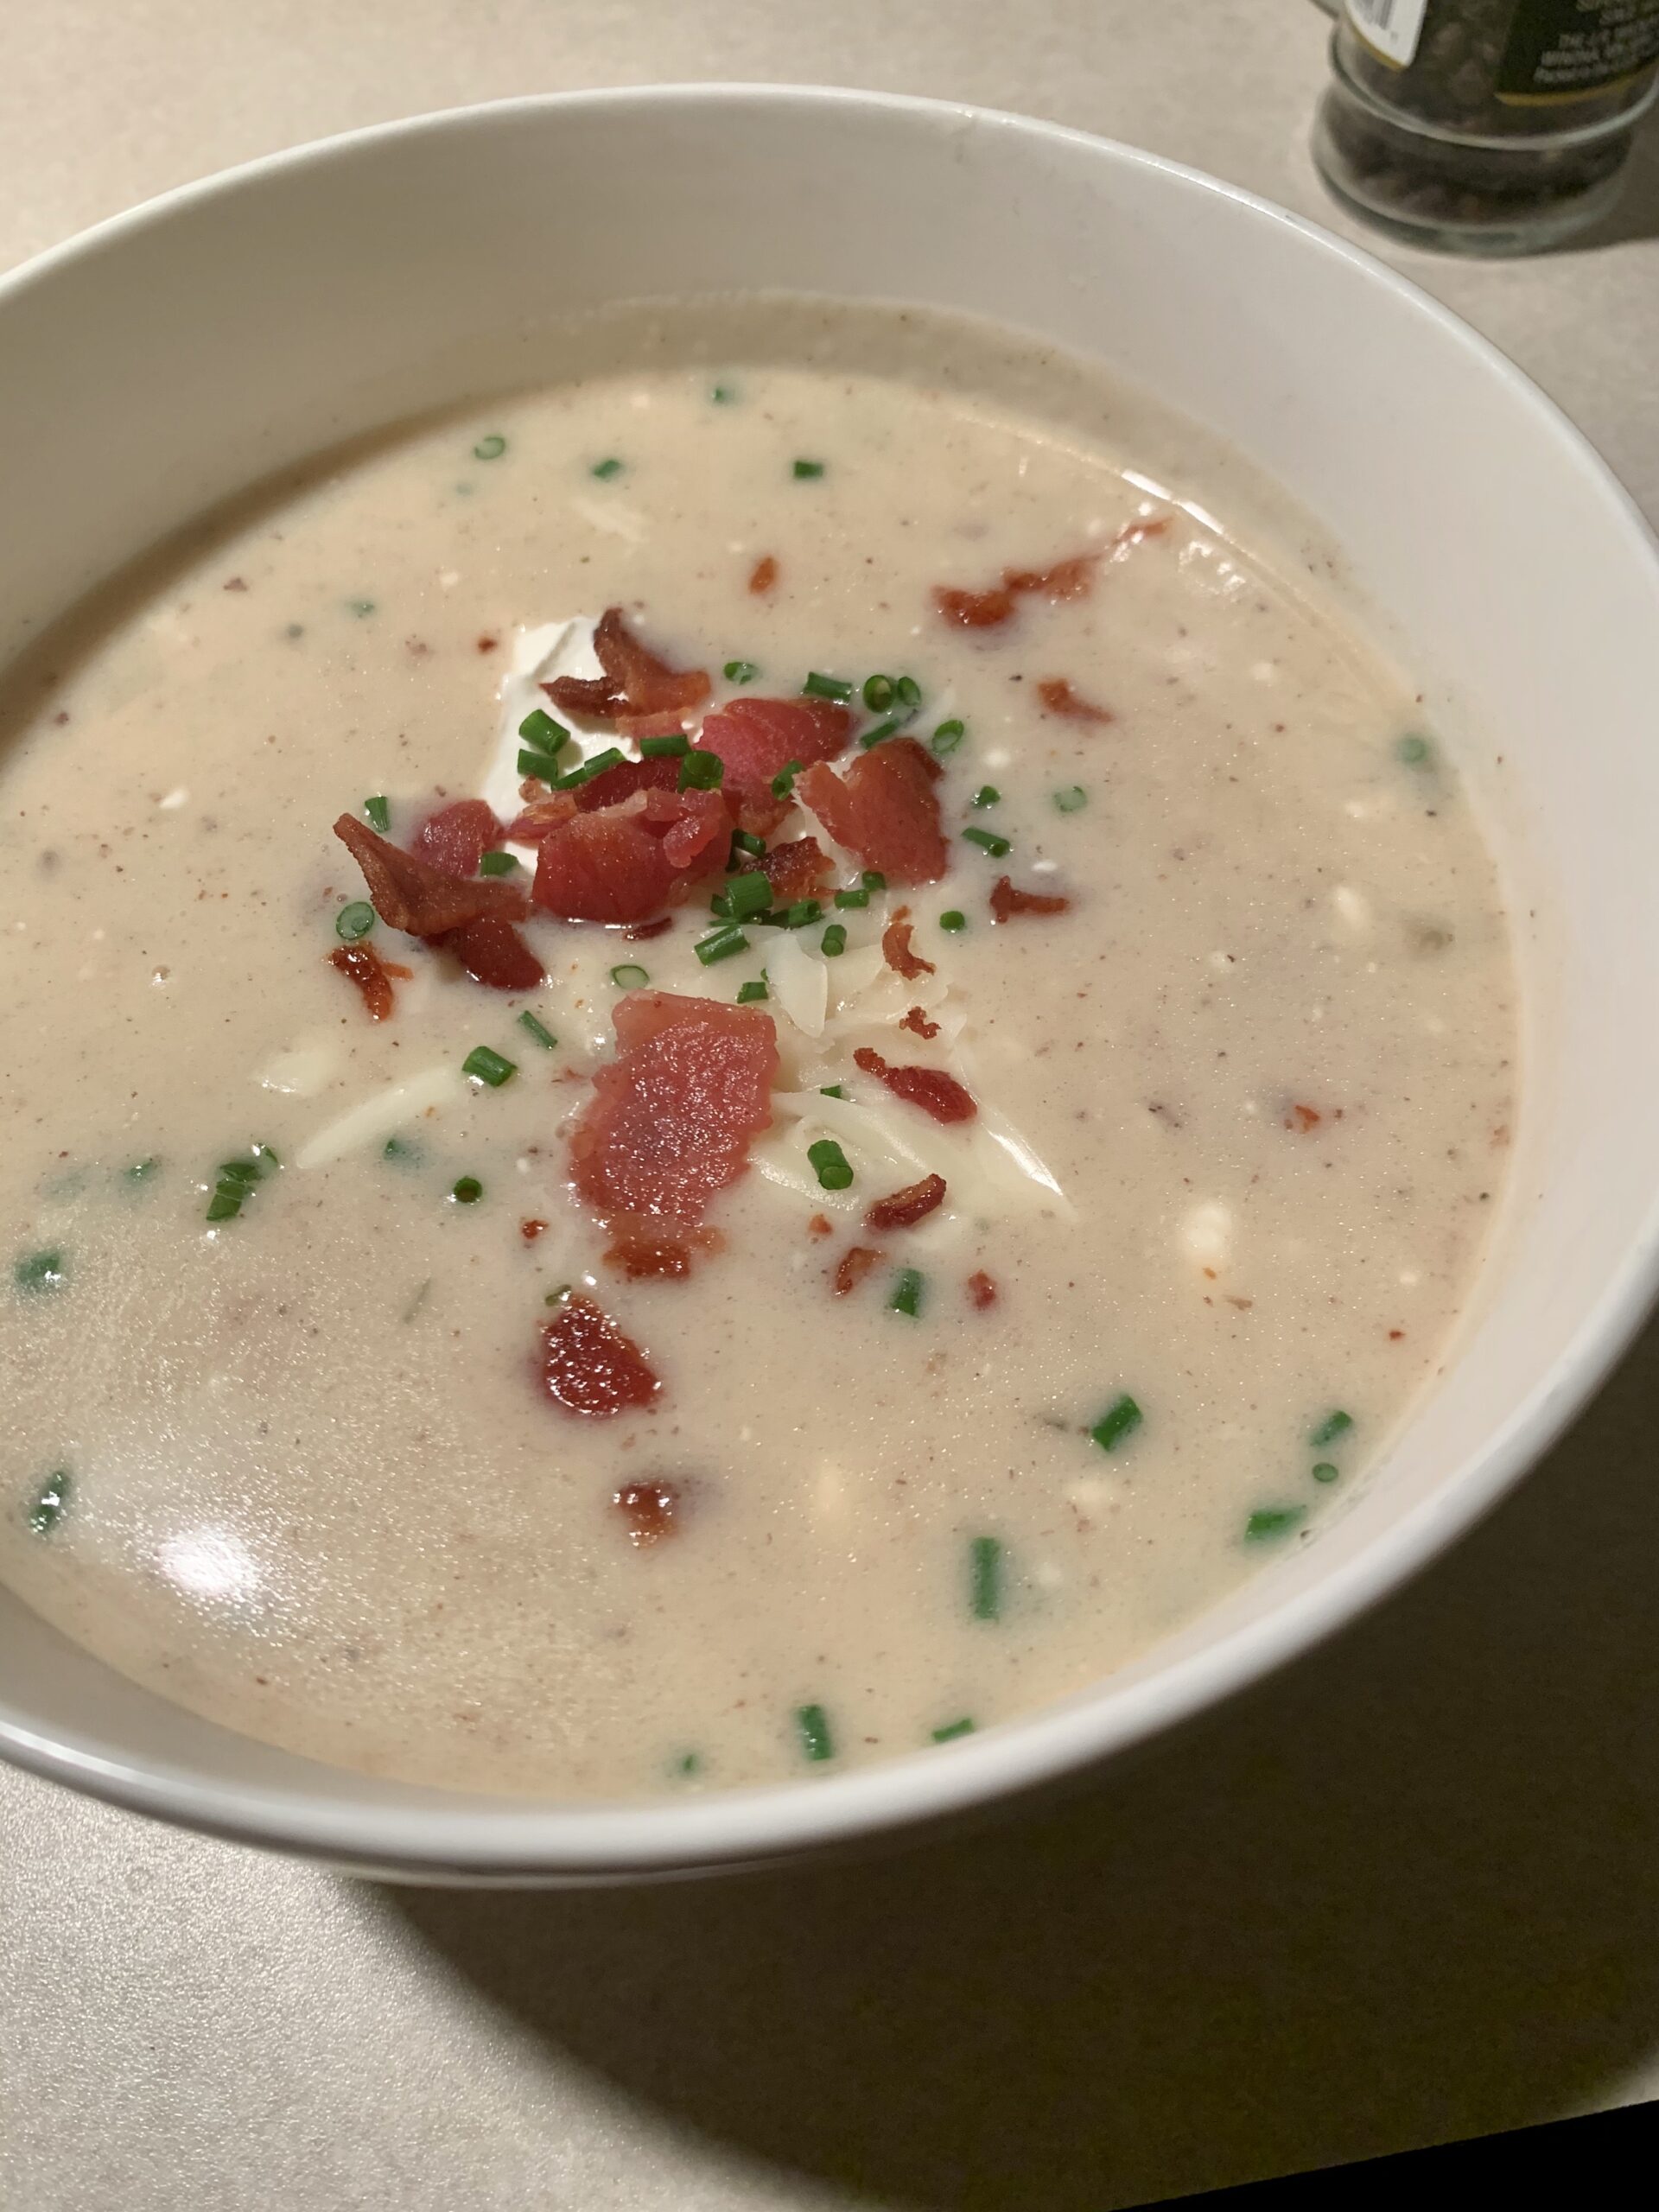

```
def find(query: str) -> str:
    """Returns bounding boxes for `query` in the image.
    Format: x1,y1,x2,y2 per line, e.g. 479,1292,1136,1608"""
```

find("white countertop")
4,6,1659,2205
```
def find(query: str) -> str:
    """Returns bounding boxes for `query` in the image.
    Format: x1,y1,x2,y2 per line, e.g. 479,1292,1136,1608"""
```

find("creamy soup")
0,302,1515,1796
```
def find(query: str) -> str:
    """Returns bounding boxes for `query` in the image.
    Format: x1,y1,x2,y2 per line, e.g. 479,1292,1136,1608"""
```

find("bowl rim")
4,79,1659,1878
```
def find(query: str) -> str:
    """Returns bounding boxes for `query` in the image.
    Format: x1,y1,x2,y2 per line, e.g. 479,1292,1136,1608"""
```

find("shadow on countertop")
388,1309,1659,2210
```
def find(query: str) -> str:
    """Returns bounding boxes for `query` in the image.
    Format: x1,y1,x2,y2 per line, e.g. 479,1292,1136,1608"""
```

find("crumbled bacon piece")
882,905,935,981
538,1294,659,1416
334,816,531,936
603,1225,709,1280
1037,677,1114,724
613,1479,680,1545
934,520,1168,632
412,798,502,879
508,794,580,842
693,696,852,811
543,606,710,723
748,553,779,595
865,1173,947,1230
989,875,1071,924
1286,1103,1322,1133
615,709,692,743
833,1245,883,1297
531,788,730,925
967,1270,998,1310
747,836,833,906
807,1213,833,1238
520,1219,549,1242
327,942,400,1020
572,755,680,813
446,914,544,989
852,1046,976,1124
798,737,947,887
899,1005,940,1039
1004,551,1098,600
934,582,1017,629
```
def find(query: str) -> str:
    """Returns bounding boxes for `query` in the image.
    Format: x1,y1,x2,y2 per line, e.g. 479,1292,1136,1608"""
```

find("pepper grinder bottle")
1313,2,1659,254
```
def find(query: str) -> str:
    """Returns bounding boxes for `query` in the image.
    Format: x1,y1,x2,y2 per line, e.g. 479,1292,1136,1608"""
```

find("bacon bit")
444,914,544,989
572,755,680,813
508,793,580,842
520,1219,549,1243
616,709,692,743
798,737,948,887
1004,550,1100,601
413,798,503,880
807,1213,833,1238
530,789,731,925
613,1478,680,1545
1286,1103,1322,1133
865,1173,947,1230
934,520,1169,632
327,942,400,1020
621,913,675,941
989,875,1071,924
543,606,711,722
899,1005,940,1039
602,1222,722,1280
538,1294,659,1416
693,696,852,810
967,1270,998,1310
748,553,779,595
833,1245,883,1297
934,582,1017,628
477,634,499,653
1037,677,1114,724
750,836,833,905
222,575,247,592
853,1046,976,1124
882,906,936,981
334,816,531,936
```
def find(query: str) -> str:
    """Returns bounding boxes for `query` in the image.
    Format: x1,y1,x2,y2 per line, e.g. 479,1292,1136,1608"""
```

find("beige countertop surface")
3,4,1659,2206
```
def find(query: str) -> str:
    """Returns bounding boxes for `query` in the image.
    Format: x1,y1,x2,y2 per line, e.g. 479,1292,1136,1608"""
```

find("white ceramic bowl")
4,87,1659,1884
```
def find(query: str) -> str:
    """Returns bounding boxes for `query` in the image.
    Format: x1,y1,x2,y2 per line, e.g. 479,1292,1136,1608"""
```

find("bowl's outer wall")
3,89,1659,1878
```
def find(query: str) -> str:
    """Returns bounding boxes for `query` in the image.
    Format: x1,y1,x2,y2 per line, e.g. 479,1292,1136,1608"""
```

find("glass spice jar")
1313,2,1659,254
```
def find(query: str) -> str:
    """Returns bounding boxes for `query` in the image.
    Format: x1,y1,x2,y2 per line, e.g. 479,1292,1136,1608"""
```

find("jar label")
1497,0,1659,101
1342,0,1428,67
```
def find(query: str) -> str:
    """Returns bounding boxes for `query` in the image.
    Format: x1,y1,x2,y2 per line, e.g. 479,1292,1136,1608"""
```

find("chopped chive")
861,674,895,712
725,873,773,921
695,926,748,967
478,850,519,876
737,977,769,1003
383,1136,419,1163
518,707,569,752
931,718,966,756
27,1469,71,1535
124,1158,160,1184
473,433,507,461
678,751,724,792
819,1084,847,1099
783,899,823,929
889,1267,925,1319
364,795,391,833
802,671,855,703
518,1009,557,1049
730,828,766,859
711,383,736,404
1396,734,1431,765
335,901,375,942
1090,1395,1143,1453
795,1702,835,1759
770,759,804,798
518,749,563,781
861,870,887,891
561,746,626,788
894,675,922,712
834,887,869,909
1310,1409,1354,1448
971,785,1001,809
1245,1505,1307,1542
807,1138,853,1191
347,597,376,617
609,963,651,989
450,1176,483,1205
969,1535,1004,1621
1312,1462,1340,1484
1053,785,1087,813
591,456,624,480
792,459,826,480
931,1716,975,1743
205,1147,275,1224
963,826,1012,858
938,910,967,933
462,1046,517,1088
723,658,759,683
671,1751,703,1777
13,1249,66,1294
858,717,902,749
820,923,847,957
639,732,690,758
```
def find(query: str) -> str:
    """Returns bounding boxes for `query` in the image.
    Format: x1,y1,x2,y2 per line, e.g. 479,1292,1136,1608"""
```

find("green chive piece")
802,671,855,703
972,785,1001,809
889,1267,925,1319
1312,1462,1340,1484
969,1535,1004,1621
364,795,391,833
383,1136,419,1163
834,887,869,909
462,1046,517,1088
932,1717,976,1743
679,751,724,792
1396,734,1431,765
1246,1505,1307,1541
335,901,375,943
563,746,626,787
730,828,766,859
807,1138,853,1191
819,1084,847,1099
726,873,773,921
609,963,651,988
783,899,823,929
770,760,804,798
820,923,847,957
931,718,966,756
723,658,759,683
1090,1395,1143,1453
473,433,507,461
14,1249,66,1294
27,1469,71,1536
639,732,690,759
478,850,519,876
1053,785,1087,813
205,1148,274,1224
518,750,562,781
544,1284,572,1306
938,910,967,933
695,927,748,967
858,717,902,750
518,707,568,752
795,1703,835,1760
861,870,887,891
963,826,1012,858
894,675,922,711
451,1176,483,1205
591,456,624,480
124,1158,160,1184
792,459,826,480
672,1751,703,1777
518,1010,557,1049
861,674,895,712
347,597,376,617
1310,1409,1354,1448
737,978,769,1003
